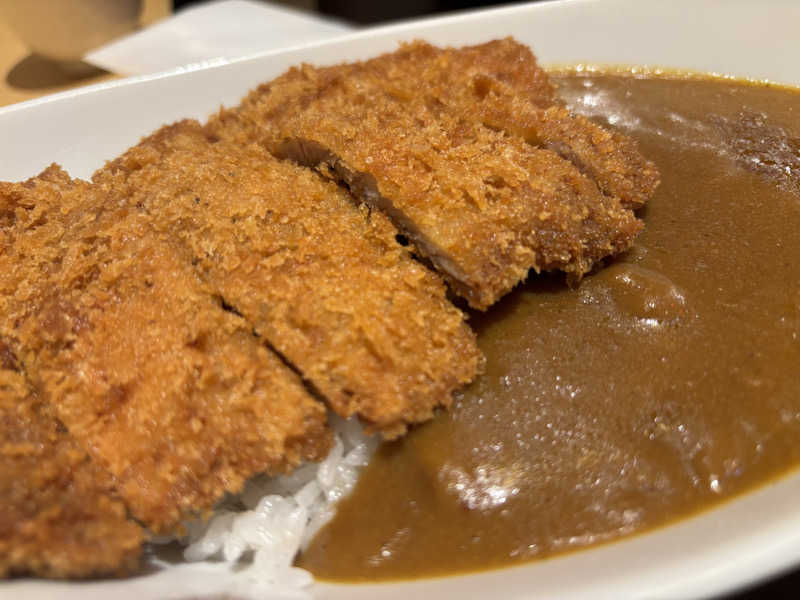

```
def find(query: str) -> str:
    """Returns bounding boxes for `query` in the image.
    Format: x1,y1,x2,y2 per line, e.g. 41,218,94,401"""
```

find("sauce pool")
298,73,800,581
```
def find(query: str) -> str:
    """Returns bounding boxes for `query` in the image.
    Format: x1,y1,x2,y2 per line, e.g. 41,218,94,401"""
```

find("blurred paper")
84,0,353,75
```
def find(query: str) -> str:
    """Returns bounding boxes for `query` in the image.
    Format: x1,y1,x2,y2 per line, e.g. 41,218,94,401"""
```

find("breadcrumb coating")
0,167,330,533
358,39,659,209
95,121,483,438
227,59,642,309
0,340,143,578
0,341,144,578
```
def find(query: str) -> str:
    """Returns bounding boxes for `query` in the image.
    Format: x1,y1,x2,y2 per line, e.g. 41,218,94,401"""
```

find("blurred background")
178,0,525,24
0,0,527,107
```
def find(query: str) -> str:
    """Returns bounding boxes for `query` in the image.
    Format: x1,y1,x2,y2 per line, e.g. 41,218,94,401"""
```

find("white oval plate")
2,1,799,598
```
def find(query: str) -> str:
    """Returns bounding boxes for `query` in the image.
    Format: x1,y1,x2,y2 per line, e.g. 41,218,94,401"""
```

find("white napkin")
84,0,353,76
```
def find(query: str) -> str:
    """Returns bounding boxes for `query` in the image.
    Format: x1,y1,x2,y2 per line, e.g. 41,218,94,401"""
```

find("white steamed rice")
156,415,377,595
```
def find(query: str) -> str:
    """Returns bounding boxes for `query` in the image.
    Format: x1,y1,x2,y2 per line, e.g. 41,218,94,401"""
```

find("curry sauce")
299,73,800,580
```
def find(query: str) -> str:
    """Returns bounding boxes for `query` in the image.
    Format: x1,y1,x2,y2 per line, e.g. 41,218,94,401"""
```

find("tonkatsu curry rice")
4,34,799,594
1,37,648,584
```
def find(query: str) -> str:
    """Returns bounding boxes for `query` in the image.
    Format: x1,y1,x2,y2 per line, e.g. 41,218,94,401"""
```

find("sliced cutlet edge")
360,38,659,209
228,63,642,310
0,338,144,578
0,167,330,533
94,120,483,438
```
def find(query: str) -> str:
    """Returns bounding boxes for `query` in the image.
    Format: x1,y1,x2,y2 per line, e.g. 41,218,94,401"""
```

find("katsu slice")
370,39,659,209
0,339,143,578
358,39,659,209
228,66,642,310
94,121,482,438
0,168,330,533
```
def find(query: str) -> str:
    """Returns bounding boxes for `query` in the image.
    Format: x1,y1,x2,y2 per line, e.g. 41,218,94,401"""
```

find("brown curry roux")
299,73,800,580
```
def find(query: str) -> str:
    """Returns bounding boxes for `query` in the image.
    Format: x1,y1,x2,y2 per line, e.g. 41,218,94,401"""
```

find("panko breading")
0,167,330,533
356,39,659,209
94,121,483,438
225,63,642,309
0,340,143,578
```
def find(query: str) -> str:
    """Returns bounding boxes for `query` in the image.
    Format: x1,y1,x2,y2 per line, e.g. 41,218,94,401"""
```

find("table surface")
1,2,798,597
0,0,169,108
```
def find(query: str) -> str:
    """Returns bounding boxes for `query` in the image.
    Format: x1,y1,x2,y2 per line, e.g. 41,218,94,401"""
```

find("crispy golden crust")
229,61,642,310
0,340,143,578
371,38,557,107
0,167,330,533
358,39,659,209
95,121,483,438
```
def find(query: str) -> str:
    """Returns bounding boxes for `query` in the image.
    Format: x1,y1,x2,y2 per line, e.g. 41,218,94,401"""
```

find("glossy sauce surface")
299,74,800,580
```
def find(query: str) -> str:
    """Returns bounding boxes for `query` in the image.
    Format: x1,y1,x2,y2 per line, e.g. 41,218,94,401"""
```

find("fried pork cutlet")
357,39,659,209
0,167,330,533
0,340,143,578
94,121,482,438
224,64,642,310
